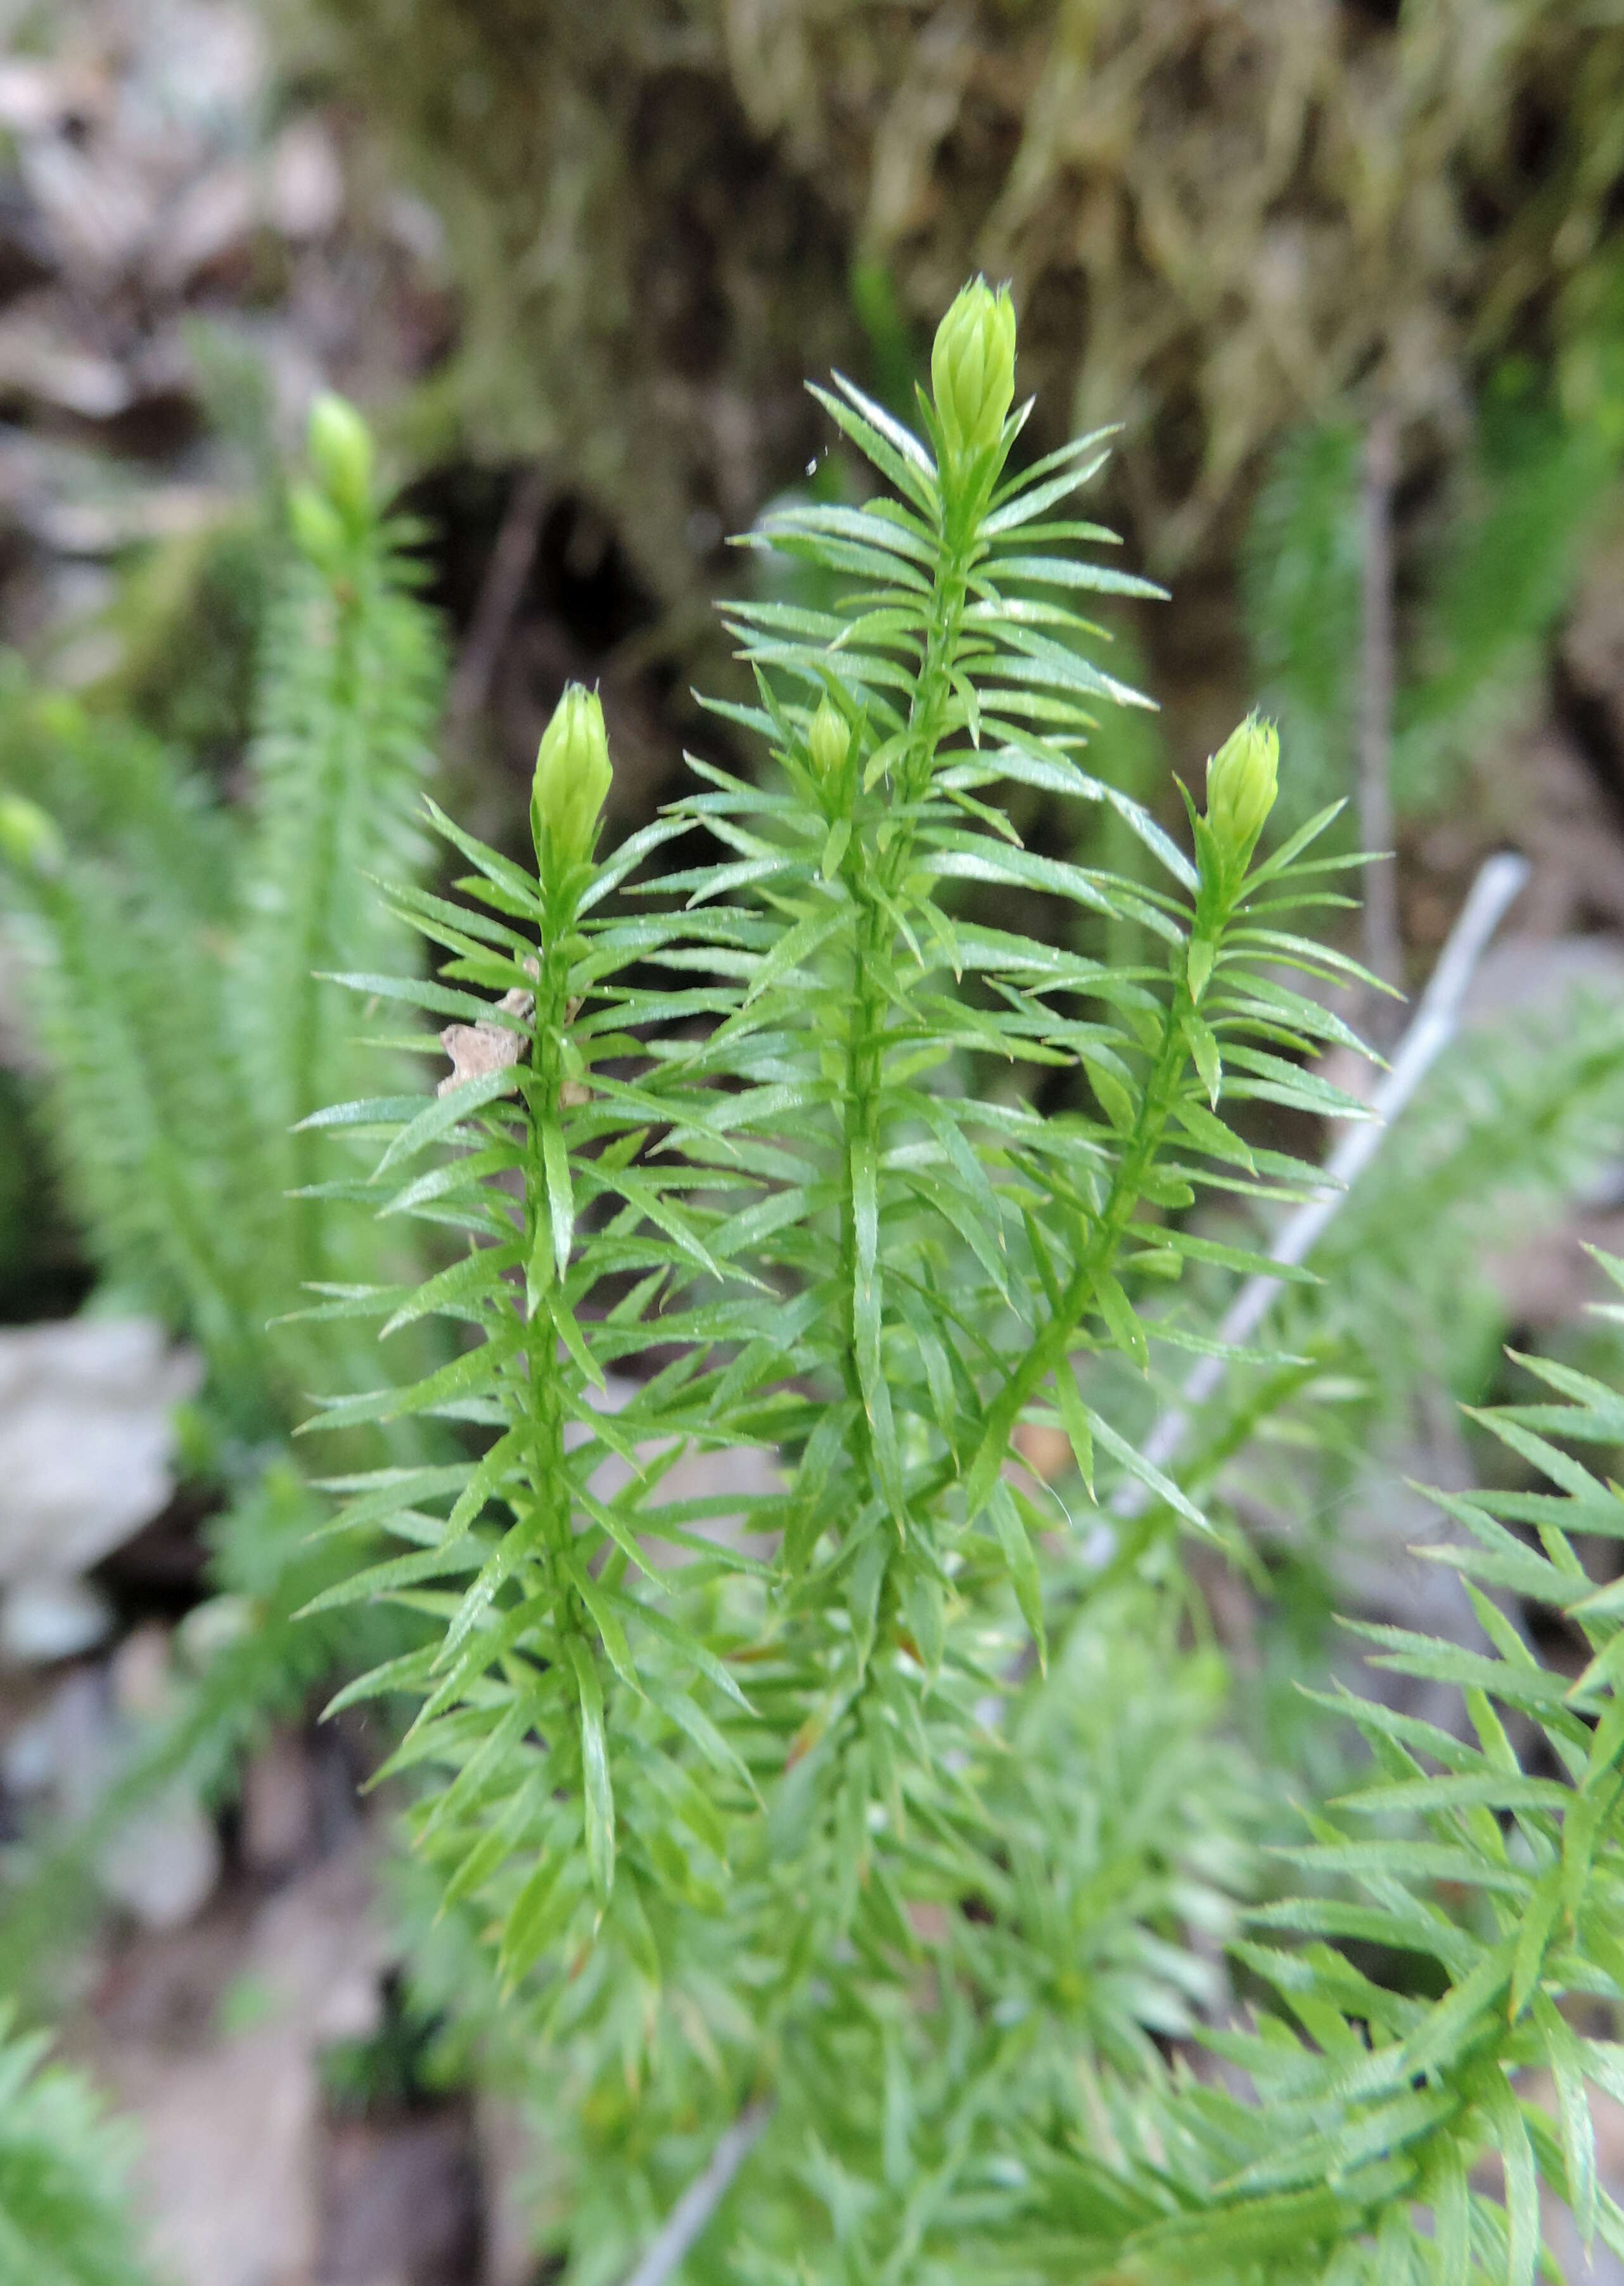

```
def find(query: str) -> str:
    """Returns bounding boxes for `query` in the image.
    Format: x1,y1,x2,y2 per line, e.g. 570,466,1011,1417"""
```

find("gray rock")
0,1315,200,1662
0,1573,113,1662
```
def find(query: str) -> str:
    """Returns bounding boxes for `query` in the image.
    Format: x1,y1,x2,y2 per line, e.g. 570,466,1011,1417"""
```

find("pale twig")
1358,412,1402,1001
1111,849,1530,1519
445,464,547,746
620,2101,774,2286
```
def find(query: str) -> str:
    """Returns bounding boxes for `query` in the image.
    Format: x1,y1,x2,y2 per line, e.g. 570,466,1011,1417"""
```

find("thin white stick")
1111,850,1530,1517
621,2102,774,2286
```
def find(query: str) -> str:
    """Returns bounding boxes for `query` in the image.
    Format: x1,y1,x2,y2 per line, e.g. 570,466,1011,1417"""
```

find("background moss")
290,0,1624,612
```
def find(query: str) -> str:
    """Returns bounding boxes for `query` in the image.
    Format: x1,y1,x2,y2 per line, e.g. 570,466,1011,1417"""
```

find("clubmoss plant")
309,284,1549,2280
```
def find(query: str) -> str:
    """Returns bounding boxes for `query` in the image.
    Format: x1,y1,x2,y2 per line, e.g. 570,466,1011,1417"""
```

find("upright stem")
290,575,362,1290
525,922,575,1594
973,988,1191,1484
836,885,891,1408
900,512,974,804
833,506,978,1516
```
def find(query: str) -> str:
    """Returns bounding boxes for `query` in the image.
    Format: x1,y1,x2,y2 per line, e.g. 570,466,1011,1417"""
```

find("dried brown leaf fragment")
437,982,533,1096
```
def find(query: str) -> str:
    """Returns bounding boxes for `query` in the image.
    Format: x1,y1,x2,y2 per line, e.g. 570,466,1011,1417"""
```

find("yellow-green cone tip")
307,391,374,528
930,278,1018,461
532,684,613,874
807,696,850,782
0,793,62,875
1205,714,1279,854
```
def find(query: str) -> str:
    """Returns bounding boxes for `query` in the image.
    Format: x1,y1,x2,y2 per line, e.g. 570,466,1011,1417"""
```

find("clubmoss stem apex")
1205,713,1279,857
930,278,1016,464
532,684,613,878
307,391,375,532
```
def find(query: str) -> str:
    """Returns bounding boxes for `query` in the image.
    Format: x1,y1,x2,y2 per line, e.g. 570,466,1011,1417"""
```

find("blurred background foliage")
288,0,1624,772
